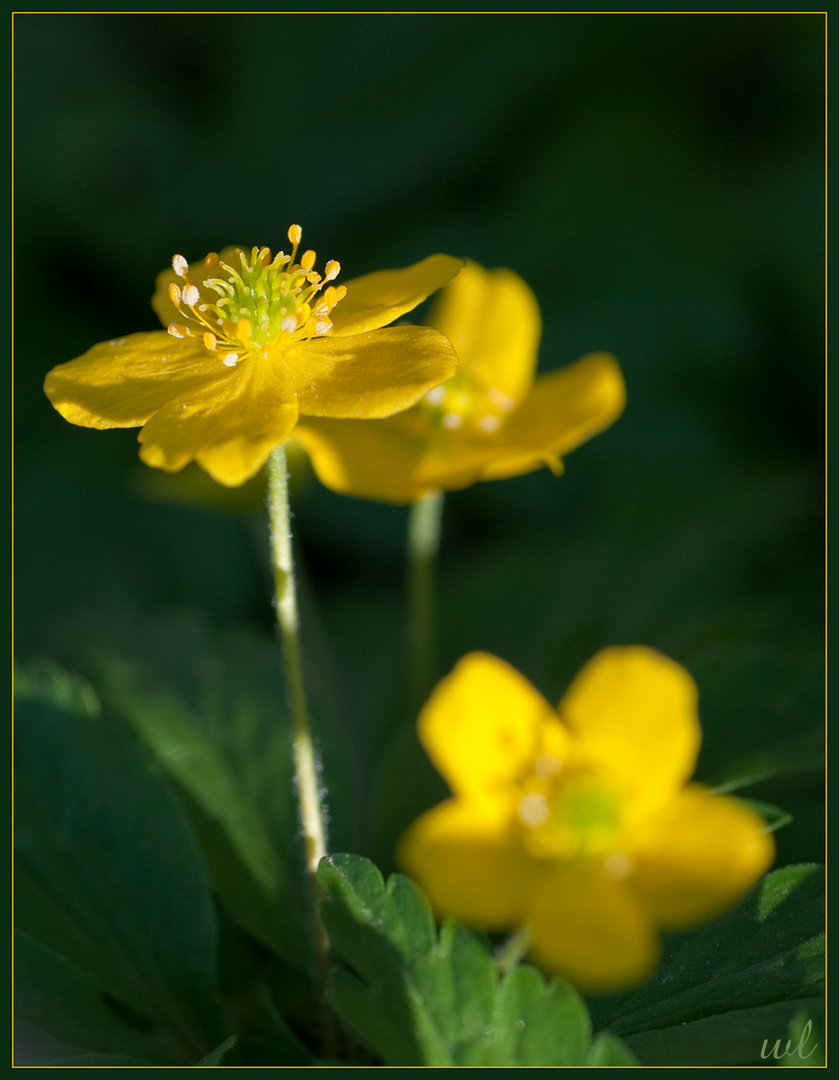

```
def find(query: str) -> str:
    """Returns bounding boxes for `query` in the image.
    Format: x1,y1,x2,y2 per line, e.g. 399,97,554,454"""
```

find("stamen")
172,254,189,278
534,754,562,778
168,283,182,305
605,852,632,880
518,792,550,827
221,353,239,367
300,250,316,271
282,316,298,333
182,284,200,307
167,323,190,338
324,260,340,282
488,387,516,412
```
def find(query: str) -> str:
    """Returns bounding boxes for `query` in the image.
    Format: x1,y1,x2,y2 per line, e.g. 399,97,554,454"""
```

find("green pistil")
552,779,621,854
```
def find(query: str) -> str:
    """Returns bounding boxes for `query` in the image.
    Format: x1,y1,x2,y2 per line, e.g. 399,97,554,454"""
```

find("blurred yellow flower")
295,261,626,503
44,227,462,487
398,648,774,992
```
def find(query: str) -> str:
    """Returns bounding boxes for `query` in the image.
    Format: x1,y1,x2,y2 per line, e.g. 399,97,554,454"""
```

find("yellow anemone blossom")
295,261,626,503
44,226,462,487
398,648,774,992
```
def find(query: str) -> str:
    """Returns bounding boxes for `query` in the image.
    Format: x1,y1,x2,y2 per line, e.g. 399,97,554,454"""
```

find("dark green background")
15,14,823,868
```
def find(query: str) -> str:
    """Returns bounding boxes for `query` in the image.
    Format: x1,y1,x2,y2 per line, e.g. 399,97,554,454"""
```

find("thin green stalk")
266,444,333,1047
408,489,444,704
494,927,532,975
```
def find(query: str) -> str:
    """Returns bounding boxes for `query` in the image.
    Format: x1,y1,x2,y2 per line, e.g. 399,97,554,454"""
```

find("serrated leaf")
589,864,824,1065
585,1031,640,1065
318,853,629,1066
15,697,223,1054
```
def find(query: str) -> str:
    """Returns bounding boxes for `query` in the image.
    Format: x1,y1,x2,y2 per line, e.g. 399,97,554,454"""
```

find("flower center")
165,225,347,367
417,373,517,434
516,765,626,864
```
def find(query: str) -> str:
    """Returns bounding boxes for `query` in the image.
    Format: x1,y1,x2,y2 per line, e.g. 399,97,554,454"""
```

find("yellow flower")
295,261,626,503
398,648,774,992
44,227,463,487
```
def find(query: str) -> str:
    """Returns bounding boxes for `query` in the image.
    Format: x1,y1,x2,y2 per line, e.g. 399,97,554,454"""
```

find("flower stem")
266,444,333,1044
408,489,444,704
494,927,532,975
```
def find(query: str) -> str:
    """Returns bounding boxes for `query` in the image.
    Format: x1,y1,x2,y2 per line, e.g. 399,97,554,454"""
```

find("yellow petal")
498,352,626,459
558,647,701,816
398,799,535,928
419,653,564,801
527,863,658,992
630,785,775,929
138,358,299,486
295,416,430,503
414,429,563,492
43,333,227,429
282,327,458,419
425,261,541,403
329,254,464,336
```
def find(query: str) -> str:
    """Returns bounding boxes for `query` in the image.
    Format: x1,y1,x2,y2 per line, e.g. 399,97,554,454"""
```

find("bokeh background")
15,14,824,872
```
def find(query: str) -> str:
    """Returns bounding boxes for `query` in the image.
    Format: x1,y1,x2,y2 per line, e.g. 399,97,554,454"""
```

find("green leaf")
589,864,824,1065
738,798,794,833
14,931,165,1066
777,1004,824,1067
195,1035,237,1066
15,696,223,1056
318,853,628,1066
93,650,310,971
585,1031,640,1065
83,619,356,975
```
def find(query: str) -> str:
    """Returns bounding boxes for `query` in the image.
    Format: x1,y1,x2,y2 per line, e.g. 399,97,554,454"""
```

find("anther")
172,254,189,278
604,853,632,880
518,792,550,827
182,284,200,307
488,387,516,412
168,283,182,305
288,225,302,247
478,415,501,433
425,386,446,406
442,413,463,430
221,353,239,367
324,260,340,282
167,324,190,338
203,332,217,353
300,250,316,271
282,316,298,334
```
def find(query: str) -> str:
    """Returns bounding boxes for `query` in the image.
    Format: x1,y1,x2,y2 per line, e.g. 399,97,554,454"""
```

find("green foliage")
195,1036,238,1066
14,692,226,1063
589,864,825,1066
317,853,636,1066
